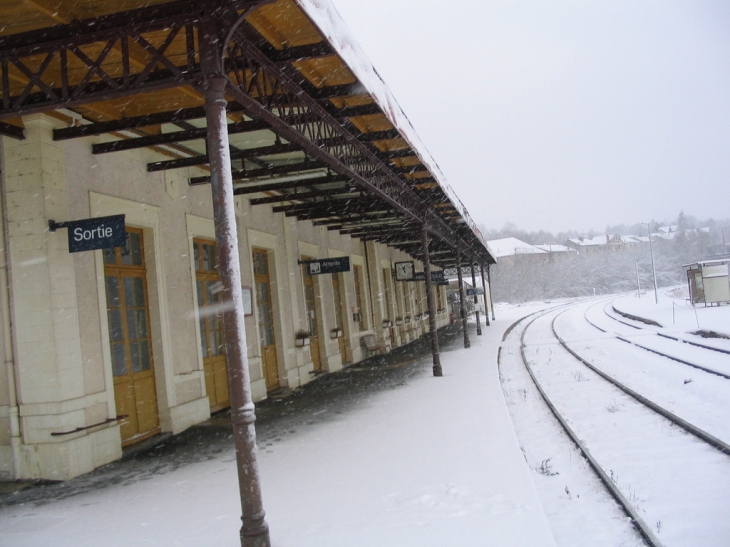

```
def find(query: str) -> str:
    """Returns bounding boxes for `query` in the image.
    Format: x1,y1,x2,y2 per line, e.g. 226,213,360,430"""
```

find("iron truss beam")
0,2,492,264
0,1,217,117
223,26,490,260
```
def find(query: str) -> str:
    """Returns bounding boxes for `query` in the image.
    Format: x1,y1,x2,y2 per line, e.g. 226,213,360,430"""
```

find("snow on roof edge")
293,0,491,257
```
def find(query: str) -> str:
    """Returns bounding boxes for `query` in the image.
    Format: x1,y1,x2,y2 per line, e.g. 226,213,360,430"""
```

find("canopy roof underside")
0,0,495,267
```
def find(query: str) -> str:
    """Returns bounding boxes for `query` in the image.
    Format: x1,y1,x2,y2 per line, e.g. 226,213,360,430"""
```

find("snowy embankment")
612,287,730,340
0,304,558,547
500,296,730,547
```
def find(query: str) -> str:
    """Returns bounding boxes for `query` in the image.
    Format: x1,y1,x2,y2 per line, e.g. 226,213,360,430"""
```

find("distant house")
487,237,547,258
657,225,679,237
566,235,610,253
623,235,649,245
486,238,547,265
566,234,645,253
534,244,578,261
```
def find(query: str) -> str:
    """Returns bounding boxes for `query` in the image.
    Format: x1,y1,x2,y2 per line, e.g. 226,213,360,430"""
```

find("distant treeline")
481,213,729,303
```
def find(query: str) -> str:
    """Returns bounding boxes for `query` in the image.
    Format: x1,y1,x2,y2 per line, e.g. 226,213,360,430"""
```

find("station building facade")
0,114,452,480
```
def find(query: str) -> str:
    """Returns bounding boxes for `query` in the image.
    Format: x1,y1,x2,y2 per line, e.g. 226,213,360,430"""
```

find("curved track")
504,300,730,547
582,301,730,379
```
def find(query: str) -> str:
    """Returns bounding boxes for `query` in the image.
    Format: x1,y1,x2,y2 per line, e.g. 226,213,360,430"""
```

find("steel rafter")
147,142,301,172
191,161,327,185
223,32,424,219
274,198,386,217
311,212,401,226
91,119,271,154
248,186,358,205
232,175,349,195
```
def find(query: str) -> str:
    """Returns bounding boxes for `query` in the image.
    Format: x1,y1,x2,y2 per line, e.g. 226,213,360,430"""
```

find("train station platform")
0,304,557,547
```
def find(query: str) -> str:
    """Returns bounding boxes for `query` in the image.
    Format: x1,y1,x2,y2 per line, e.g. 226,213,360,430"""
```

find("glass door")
193,238,229,412
253,248,279,390
302,257,322,372
104,228,159,446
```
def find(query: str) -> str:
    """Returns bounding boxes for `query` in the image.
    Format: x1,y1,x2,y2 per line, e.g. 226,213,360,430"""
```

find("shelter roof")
0,0,494,267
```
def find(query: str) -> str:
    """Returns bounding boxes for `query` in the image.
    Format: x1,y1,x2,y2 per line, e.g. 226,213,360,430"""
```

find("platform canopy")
0,0,495,268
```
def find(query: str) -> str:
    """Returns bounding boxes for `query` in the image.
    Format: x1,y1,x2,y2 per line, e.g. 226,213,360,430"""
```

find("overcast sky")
328,0,730,234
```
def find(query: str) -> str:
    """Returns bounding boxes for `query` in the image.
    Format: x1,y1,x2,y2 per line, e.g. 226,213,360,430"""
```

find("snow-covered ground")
0,303,559,547
3,291,726,546
613,286,730,339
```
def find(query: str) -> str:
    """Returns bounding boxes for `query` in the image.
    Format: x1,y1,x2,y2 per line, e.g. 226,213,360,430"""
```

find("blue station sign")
300,256,350,276
49,215,127,253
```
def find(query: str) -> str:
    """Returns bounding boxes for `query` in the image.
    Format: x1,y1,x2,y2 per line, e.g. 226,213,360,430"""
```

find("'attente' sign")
410,271,447,285
49,215,127,253
302,256,350,276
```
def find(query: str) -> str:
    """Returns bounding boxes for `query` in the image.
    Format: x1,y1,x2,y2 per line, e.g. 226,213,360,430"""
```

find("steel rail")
656,332,730,355
510,304,664,547
583,300,730,380
607,304,730,356
551,308,730,455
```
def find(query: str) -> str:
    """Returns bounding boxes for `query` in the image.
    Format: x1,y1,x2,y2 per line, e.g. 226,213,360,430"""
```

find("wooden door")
353,265,366,331
104,228,160,446
193,238,229,412
332,273,347,360
253,248,279,391
302,258,322,372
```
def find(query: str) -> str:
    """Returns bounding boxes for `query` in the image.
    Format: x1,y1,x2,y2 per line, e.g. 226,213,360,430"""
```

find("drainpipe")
0,139,22,479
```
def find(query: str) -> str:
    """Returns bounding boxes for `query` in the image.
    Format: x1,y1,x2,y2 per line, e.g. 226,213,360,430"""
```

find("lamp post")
632,242,641,299
642,222,658,304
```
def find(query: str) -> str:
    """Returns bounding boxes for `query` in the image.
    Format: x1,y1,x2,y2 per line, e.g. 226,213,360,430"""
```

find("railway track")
582,301,730,379
599,300,730,355
501,301,730,547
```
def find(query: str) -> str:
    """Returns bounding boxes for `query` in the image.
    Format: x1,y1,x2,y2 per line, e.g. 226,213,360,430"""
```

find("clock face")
395,261,414,281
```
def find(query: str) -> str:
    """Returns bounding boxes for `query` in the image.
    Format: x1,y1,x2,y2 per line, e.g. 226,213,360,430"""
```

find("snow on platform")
0,305,556,547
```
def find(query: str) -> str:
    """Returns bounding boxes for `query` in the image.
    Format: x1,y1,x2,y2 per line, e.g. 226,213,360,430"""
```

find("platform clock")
395,261,414,281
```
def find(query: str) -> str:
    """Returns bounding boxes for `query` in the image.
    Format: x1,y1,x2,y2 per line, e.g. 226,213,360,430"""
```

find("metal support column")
486,263,495,321
422,225,442,376
480,263,490,326
456,250,470,348
202,18,270,546
471,261,482,335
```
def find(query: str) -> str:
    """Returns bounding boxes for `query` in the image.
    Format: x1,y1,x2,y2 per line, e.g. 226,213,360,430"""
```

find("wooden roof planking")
0,0,495,267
